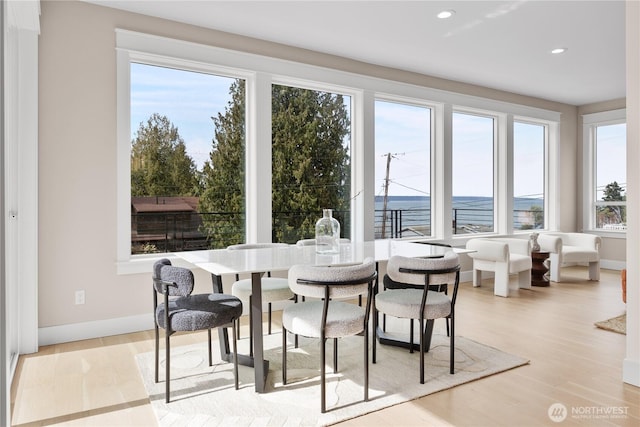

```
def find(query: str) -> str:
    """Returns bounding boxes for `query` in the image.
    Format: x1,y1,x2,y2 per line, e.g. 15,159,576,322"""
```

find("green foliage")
530,205,544,228
271,85,350,242
598,181,626,226
198,81,351,246
131,113,200,196
198,80,246,247
602,181,625,201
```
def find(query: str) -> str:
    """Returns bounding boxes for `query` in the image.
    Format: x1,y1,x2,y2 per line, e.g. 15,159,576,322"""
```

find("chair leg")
450,312,455,375
472,268,482,287
282,326,287,385
321,336,326,413
494,264,510,297
409,319,414,353
268,302,272,335
208,329,213,366
419,318,425,384
364,323,369,402
589,261,600,281
249,295,254,358
165,329,171,403
233,320,239,390
333,338,338,373
154,324,160,383
372,307,377,364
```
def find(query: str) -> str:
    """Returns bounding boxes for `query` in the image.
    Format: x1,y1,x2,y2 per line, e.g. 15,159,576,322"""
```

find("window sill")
116,253,193,275
583,229,627,239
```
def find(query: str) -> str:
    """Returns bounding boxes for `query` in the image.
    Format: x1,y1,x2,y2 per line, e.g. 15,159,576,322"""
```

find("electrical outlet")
75,290,85,305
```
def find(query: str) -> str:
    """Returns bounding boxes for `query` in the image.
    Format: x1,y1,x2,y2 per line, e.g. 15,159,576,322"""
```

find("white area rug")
136,320,528,426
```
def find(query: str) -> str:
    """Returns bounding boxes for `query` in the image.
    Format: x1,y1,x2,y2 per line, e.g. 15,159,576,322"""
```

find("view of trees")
271,84,350,242
598,180,626,227
131,113,200,197
131,80,351,249
198,80,246,247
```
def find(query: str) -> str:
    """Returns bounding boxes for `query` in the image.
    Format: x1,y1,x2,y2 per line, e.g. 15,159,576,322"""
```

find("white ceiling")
86,0,626,105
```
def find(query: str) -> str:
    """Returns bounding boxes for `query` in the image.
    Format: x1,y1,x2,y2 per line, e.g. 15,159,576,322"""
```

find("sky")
130,63,234,170
131,63,623,200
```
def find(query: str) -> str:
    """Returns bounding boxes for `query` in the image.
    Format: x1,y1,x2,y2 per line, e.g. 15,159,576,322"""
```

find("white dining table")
175,239,465,393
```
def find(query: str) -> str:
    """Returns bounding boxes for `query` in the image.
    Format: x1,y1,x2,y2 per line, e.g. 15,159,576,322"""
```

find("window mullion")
246,72,272,243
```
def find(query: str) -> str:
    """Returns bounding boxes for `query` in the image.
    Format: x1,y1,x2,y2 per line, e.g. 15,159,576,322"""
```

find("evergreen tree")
199,81,351,247
272,84,350,242
198,80,246,247
131,113,199,196
602,181,625,202
598,181,626,226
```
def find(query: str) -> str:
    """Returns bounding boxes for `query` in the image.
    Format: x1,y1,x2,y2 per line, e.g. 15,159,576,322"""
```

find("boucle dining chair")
381,242,453,337
153,259,243,403
227,243,294,356
373,252,460,384
281,258,377,413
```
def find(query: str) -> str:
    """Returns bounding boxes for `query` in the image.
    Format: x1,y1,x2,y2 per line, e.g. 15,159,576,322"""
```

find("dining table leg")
211,272,269,393
250,271,268,393
211,274,232,357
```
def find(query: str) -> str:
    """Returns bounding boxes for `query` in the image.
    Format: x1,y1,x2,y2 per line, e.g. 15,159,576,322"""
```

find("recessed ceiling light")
437,10,455,19
551,47,568,54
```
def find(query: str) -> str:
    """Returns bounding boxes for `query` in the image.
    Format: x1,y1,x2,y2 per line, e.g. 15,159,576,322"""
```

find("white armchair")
537,232,601,282
466,238,532,297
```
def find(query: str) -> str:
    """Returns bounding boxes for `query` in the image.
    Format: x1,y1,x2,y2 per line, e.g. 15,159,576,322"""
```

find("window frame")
374,95,436,239
116,29,562,274
450,108,498,236
512,118,549,232
582,108,627,236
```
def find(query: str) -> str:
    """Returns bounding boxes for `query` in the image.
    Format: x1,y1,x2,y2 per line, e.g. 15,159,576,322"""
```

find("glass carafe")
315,209,340,254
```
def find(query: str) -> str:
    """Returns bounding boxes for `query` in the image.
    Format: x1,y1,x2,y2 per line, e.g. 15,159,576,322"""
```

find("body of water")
375,195,543,212
374,195,543,232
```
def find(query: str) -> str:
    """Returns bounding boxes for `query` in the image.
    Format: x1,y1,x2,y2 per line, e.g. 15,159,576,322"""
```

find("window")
452,112,495,234
271,84,352,243
513,121,546,230
129,63,246,253
583,109,627,232
374,100,431,239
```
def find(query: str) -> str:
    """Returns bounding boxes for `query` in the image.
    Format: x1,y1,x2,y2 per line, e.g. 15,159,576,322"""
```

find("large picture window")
583,109,627,232
374,100,431,239
452,112,495,234
129,63,246,253
513,121,546,230
595,123,627,230
271,84,352,243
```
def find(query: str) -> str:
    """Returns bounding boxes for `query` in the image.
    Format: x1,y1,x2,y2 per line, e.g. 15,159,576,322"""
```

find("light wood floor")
10,267,639,426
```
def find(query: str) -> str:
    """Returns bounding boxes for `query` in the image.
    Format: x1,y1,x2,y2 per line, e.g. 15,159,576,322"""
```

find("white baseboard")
623,358,640,387
38,314,154,347
600,259,626,271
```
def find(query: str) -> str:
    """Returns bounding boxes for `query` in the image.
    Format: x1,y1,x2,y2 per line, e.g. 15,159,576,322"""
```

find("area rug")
136,322,529,426
595,313,627,334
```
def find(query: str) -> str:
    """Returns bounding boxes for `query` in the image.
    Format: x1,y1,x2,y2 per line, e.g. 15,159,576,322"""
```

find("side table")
531,251,550,287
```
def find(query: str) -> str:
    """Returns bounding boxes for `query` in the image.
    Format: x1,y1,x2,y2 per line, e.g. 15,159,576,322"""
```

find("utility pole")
381,152,403,238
